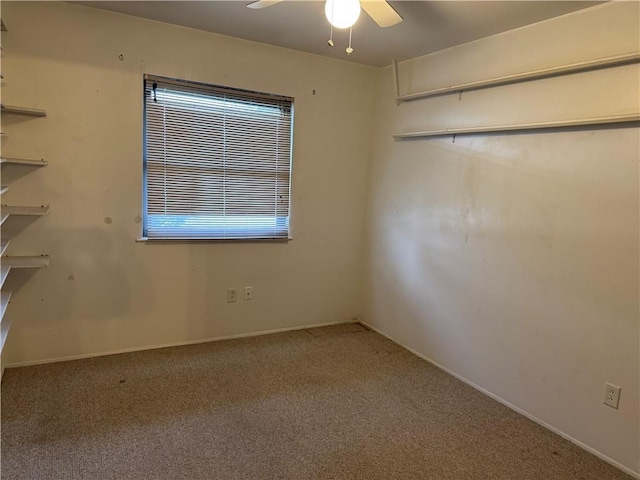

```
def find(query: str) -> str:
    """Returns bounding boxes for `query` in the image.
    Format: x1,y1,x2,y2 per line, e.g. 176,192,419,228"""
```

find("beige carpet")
1,323,632,479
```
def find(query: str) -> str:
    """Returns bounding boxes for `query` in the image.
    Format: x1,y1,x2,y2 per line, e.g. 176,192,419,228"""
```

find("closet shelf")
0,265,10,289
1,291,12,324
0,317,11,353
397,52,640,102
0,291,12,354
1,157,47,167
1,256,49,268
0,15,50,359
1,205,50,216
1,104,46,117
393,113,640,139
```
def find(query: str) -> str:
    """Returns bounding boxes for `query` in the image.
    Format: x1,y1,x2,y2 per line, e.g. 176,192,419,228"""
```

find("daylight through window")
143,75,293,240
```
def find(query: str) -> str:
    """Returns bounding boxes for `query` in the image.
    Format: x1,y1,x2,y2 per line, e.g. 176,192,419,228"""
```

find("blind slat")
143,76,293,240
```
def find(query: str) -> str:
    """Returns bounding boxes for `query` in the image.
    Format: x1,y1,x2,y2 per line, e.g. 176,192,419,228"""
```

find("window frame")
141,74,294,242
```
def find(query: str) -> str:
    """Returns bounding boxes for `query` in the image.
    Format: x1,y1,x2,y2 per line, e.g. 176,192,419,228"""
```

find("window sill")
136,237,292,243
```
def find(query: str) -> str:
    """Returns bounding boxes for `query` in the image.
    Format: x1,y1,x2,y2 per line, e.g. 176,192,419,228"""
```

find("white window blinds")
143,75,293,240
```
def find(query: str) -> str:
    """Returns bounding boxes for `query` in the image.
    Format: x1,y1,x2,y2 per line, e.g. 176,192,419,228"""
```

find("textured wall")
1,2,375,364
362,2,639,475
2,1,638,476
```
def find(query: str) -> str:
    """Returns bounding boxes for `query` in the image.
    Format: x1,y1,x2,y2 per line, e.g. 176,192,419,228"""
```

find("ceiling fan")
247,0,403,28
247,0,403,54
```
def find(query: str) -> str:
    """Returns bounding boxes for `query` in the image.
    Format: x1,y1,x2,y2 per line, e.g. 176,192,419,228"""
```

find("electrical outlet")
603,383,621,409
244,286,252,301
226,288,237,303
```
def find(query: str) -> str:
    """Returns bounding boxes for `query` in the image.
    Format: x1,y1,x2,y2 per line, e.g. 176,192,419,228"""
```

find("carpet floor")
0,323,632,479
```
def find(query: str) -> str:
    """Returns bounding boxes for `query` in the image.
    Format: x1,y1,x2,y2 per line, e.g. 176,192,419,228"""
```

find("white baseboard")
359,320,640,480
5,319,359,369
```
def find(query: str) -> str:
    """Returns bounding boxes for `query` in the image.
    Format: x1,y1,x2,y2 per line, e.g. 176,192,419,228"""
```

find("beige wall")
2,1,639,476
1,2,375,363
362,2,639,475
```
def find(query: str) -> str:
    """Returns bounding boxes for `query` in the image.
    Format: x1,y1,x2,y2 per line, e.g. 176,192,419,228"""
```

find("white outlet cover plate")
603,383,621,409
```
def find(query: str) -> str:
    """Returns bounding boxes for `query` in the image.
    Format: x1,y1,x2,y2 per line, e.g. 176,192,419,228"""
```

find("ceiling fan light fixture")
325,0,361,29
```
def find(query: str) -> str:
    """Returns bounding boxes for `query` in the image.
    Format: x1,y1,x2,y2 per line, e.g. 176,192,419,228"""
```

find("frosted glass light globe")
325,0,361,29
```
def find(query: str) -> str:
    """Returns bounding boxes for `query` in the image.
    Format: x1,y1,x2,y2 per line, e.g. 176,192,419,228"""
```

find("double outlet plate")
227,287,252,303
603,382,621,409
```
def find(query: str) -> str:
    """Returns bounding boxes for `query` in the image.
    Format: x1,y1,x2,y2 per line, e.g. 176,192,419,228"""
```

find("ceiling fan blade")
246,0,284,9
361,1,403,28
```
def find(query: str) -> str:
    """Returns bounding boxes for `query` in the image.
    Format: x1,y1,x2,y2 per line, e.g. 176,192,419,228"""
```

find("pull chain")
327,0,335,47
328,23,334,47
346,26,354,55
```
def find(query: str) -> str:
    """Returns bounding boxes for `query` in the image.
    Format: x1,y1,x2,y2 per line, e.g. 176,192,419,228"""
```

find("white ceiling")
75,1,601,67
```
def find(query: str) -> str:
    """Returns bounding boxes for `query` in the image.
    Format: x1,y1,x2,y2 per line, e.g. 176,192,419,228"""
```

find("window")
143,75,293,240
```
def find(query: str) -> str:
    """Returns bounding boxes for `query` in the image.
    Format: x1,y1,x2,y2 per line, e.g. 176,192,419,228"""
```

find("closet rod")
393,113,640,139
397,52,640,102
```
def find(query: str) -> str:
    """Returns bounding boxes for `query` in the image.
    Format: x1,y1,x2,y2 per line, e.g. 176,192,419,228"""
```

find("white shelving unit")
0,291,12,318
392,52,640,140
0,317,11,352
2,256,50,268
0,265,10,289
0,104,46,117
0,291,12,352
394,113,640,139
1,205,50,216
1,157,47,167
0,18,50,358
395,52,640,103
